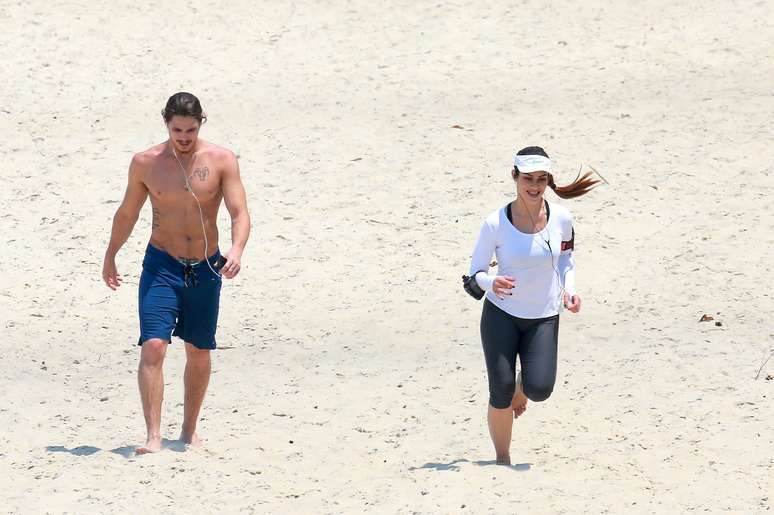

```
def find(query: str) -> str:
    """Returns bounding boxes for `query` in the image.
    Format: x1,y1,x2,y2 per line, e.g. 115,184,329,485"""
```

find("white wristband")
474,271,495,292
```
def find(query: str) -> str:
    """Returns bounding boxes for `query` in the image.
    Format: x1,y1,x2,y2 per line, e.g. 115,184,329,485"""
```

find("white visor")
514,154,552,174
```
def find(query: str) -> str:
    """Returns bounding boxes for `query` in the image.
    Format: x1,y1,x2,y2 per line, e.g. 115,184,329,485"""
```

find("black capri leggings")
480,298,559,409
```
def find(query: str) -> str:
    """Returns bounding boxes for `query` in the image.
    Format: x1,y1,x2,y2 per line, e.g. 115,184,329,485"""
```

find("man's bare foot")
511,371,528,419
496,454,511,466
136,436,162,455
179,431,202,447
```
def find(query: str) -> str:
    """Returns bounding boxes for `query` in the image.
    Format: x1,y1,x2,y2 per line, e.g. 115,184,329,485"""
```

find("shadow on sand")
46,438,188,459
45,445,101,456
411,459,532,472
473,459,531,471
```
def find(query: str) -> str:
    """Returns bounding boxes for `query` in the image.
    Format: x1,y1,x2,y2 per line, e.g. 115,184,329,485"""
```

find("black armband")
461,272,486,300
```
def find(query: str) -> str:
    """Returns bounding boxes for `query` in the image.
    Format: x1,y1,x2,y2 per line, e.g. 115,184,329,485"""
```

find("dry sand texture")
1,0,773,513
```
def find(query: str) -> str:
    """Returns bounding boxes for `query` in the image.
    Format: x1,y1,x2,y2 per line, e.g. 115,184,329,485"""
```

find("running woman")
468,146,598,465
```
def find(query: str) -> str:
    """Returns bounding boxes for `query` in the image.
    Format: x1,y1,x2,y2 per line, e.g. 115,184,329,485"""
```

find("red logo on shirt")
561,228,575,251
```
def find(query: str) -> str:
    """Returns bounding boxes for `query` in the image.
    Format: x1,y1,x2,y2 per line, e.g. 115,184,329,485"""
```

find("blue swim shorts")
138,244,223,350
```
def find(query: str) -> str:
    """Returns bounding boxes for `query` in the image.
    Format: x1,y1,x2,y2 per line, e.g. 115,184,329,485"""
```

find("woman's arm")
557,226,576,296
470,215,515,298
558,212,580,312
470,219,497,291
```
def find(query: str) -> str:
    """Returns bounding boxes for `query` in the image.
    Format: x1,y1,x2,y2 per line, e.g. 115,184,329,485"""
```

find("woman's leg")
511,370,527,418
517,315,559,402
480,300,520,464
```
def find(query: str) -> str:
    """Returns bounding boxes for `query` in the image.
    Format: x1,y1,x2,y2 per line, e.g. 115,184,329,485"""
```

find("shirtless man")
102,92,250,454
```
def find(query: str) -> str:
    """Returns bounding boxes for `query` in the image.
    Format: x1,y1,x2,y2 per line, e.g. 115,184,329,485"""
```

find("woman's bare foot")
496,454,512,466
511,371,528,419
136,436,162,455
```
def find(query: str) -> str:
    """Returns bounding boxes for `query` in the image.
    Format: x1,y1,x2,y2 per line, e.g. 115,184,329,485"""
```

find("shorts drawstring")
183,264,199,288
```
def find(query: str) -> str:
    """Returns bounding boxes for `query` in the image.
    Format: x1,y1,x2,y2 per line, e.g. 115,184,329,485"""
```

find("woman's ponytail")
548,171,599,199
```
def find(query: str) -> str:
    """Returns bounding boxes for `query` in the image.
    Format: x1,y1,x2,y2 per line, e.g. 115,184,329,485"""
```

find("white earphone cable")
518,196,566,305
172,147,222,279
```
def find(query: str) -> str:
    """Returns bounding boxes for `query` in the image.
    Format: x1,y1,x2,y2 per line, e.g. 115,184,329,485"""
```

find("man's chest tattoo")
192,166,210,182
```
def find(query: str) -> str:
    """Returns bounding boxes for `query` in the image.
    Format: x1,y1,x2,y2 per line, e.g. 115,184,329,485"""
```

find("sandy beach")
1,0,773,513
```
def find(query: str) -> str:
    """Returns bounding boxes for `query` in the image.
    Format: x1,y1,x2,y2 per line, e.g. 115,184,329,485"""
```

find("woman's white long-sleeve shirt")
469,200,576,319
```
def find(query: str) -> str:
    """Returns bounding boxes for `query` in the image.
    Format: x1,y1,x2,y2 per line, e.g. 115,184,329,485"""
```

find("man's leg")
180,342,211,445
137,338,168,454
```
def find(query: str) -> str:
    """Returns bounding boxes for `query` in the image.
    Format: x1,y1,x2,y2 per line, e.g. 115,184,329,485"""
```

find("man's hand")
101,153,149,291
563,292,581,313
220,247,243,279
221,150,250,276
102,255,122,290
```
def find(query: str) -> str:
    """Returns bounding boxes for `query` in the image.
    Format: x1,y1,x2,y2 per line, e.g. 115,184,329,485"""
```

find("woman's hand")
563,293,581,313
492,276,515,299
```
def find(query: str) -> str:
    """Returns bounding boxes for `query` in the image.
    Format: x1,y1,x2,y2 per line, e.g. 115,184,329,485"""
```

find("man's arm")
220,150,250,279
102,154,149,289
